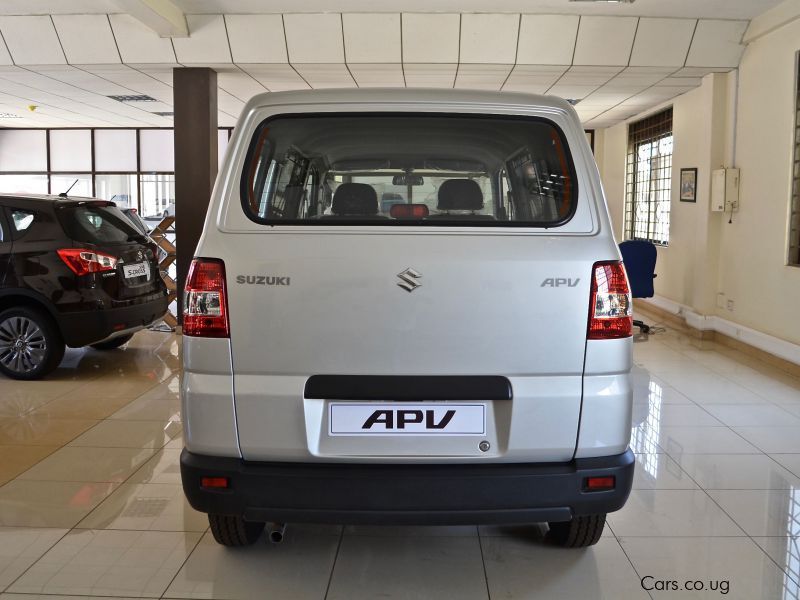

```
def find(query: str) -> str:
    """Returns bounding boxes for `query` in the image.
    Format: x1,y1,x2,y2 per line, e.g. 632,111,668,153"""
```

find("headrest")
437,179,484,211
332,183,379,216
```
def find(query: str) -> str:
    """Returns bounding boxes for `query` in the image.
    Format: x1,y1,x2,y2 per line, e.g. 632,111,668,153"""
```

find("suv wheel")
91,333,134,350
0,307,65,380
548,514,606,548
208,514,265,546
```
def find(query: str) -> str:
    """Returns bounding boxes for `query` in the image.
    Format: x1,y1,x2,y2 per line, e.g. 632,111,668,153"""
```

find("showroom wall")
595,15,800,347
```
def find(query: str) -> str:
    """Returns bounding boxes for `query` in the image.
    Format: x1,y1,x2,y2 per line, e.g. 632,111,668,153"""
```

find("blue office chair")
619,240,657,334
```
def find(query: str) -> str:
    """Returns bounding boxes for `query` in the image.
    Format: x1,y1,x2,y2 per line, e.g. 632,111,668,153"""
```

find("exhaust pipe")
268,522,286,544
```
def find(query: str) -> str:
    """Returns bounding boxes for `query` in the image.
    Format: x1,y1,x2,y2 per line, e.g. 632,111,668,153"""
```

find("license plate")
122,262,148,279
328,403,486,436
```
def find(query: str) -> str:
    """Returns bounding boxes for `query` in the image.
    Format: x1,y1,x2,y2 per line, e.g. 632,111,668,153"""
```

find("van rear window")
241,113,578,227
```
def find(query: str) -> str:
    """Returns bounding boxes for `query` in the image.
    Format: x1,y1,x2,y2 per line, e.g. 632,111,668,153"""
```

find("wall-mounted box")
711,168,740,212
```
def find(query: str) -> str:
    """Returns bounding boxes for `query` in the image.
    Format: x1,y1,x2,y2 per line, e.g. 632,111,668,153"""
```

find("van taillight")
57,248,118,275
183,258,229,338
587,261,632,340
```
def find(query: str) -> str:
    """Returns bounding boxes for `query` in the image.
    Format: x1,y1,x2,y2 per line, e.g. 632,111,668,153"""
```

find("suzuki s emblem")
136,251,144,261
397,268,422,292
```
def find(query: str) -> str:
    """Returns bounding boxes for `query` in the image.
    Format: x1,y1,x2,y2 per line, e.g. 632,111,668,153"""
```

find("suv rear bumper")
59,293,169,347
180,448,634,525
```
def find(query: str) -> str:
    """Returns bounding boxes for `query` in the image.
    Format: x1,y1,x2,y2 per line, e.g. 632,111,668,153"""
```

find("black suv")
0,194,169,380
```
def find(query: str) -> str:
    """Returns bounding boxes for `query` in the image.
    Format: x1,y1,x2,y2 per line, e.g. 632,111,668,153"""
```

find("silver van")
180,89,634,548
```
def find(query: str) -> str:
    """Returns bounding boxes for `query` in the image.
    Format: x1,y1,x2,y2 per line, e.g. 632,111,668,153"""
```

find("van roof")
242,87,576,115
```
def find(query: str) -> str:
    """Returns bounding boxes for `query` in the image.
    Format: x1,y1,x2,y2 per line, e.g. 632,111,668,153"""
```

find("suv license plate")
328,403,486,436
122,262,149,279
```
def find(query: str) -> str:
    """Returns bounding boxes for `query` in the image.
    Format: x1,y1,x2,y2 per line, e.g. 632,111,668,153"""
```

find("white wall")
595,13,800,346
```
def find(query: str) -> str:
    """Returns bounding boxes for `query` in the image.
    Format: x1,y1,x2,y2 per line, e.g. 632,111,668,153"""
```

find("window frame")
239,112,580,229
624,108,674,246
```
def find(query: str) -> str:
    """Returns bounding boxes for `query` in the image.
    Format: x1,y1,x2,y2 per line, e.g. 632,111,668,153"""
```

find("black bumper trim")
58,294,169,347
180,449,634,525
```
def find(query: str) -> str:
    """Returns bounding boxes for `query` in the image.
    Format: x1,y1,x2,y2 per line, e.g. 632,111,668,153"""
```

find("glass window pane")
50,174,92,197
140,129,174,172
95,174,138,209
0,174,48,194
50,129,91,171
139,173,175,220
95,129,137,171
0,130,47,171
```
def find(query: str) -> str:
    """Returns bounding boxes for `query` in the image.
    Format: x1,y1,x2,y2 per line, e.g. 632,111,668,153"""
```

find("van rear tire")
547,514,606,548
208,514,265,546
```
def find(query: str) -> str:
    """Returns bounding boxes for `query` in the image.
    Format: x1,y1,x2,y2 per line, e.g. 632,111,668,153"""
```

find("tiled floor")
1,319,800,599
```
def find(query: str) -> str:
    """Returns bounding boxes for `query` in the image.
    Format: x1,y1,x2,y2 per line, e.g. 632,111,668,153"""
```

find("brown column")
173,67,217,321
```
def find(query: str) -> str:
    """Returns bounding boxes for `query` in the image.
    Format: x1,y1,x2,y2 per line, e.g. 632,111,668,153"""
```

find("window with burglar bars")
624,108,674,245
789,54,800,267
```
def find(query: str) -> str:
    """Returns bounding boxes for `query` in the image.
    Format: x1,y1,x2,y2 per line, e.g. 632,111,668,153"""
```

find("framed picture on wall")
680,168,697,202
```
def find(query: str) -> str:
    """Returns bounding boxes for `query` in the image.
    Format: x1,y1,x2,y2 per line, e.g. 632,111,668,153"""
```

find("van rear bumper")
180,448,634,525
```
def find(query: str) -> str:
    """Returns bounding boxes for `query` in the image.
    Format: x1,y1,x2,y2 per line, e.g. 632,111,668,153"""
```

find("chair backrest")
619,240,657,299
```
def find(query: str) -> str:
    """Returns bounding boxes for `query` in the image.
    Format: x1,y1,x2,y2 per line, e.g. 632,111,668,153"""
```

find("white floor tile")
607,490,743,537
650,426,761,457
0,481,119,528
632,453,699,489
482,536,648,599
68,420,181,449
16,447,156,483
0,528,67,588
732,427,800,453
752,536,800,588
8,529,201,598
128,449,183,485
674,454,800,489
76,483,208,532
702,404,800,427
326,535,488,600
620,536,795,599
769,454,800,478
164,529,339,599
707,490,800,536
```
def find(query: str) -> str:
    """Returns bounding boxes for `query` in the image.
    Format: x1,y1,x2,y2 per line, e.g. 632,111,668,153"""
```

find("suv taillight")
57,248,118,275
587,261,632,340
183,258,229,338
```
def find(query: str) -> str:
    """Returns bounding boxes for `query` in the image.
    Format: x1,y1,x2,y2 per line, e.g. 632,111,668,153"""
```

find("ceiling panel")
80,64,175,103
172,15,232,64
292,63,355,88
0,16,65,65
686,19,748,68
348,63,404,87
52,15,120,64
401,14,459,64
130,64,177,86
239,63,309,91
630,18,697,67
109,14,177,64
215,68,266,101
343,14,400,63
459,14,518,64
516,15,579,66
225,15,287,63
27,65,131,96
217,88,245,117
283,14,344,63
402,63,456,88
656,76,702,87
454,64,512,90
573,16,638,67
502,65,567,94
608,66,675,88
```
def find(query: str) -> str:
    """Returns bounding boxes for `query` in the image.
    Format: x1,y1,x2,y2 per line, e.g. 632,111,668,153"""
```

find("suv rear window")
242,113,577,227
58,204,143,245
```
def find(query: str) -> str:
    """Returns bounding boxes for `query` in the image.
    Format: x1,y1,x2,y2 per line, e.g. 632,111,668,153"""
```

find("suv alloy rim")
0,316,47,374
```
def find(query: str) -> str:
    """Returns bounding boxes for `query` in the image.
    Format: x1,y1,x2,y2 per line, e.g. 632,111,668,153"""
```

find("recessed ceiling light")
153,112,174,117
0,112,21,118
107,94,157,103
